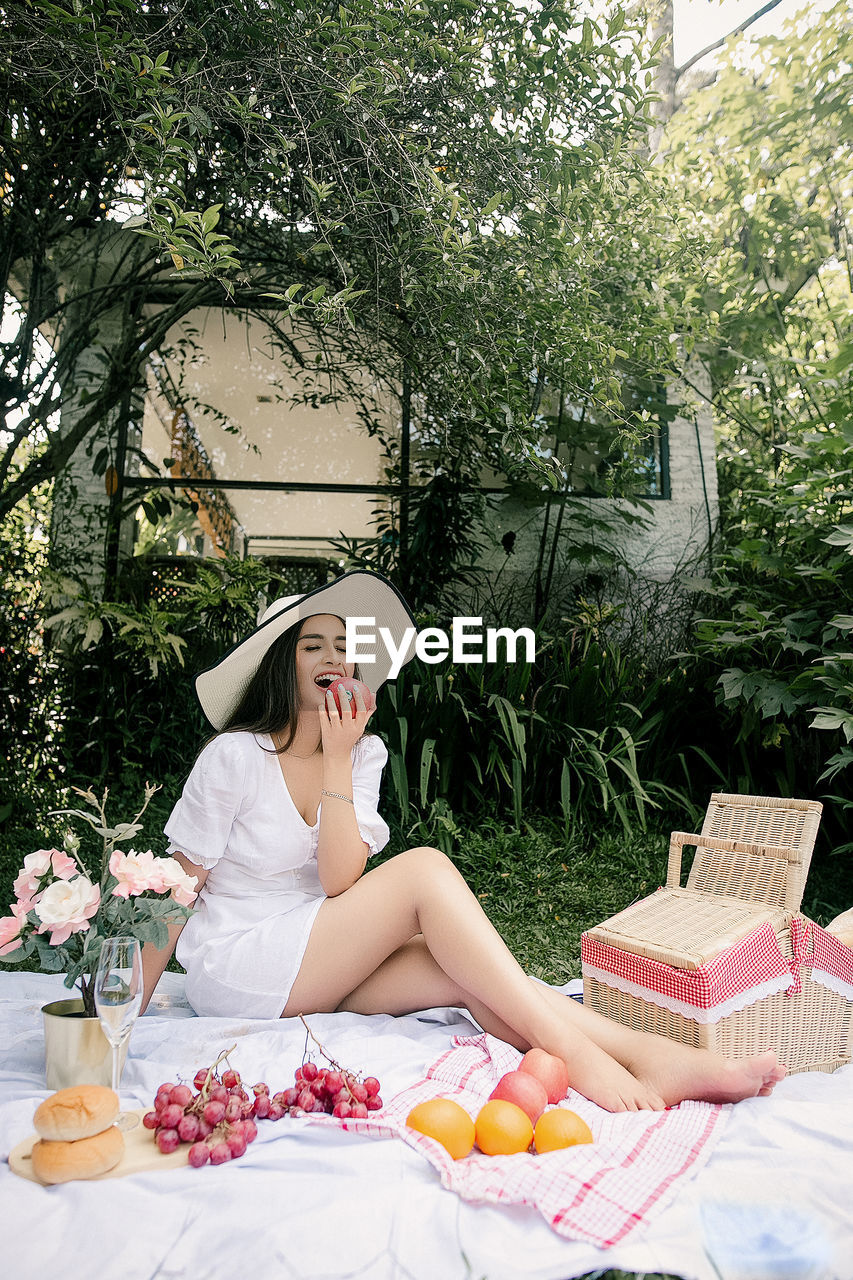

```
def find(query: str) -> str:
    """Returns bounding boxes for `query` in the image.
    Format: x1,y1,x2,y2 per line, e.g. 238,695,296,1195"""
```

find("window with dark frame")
537,375,673,501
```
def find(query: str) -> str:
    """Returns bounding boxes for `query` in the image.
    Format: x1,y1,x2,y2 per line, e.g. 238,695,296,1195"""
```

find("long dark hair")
219,615,361,755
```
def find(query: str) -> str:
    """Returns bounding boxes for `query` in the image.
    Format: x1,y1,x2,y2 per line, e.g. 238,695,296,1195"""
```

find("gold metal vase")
41,998,129,1091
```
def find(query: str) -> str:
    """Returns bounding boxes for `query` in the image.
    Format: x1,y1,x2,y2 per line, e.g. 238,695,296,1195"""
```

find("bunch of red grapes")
144,1039,383,1168
283,1059,383,1120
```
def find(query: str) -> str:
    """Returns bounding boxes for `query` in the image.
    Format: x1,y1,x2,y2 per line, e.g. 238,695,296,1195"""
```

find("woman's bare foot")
675,1050,787,1105
549,991,787,1110
561,1032,667,1112
629,1042,787,1109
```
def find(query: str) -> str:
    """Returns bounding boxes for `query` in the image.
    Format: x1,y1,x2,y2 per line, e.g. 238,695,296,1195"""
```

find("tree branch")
674,0,785,80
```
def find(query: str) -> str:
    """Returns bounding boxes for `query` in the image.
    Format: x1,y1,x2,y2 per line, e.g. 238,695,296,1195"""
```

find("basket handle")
666,830,800,890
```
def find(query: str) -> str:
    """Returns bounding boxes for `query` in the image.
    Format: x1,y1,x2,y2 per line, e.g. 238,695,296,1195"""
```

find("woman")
142,570,785,1113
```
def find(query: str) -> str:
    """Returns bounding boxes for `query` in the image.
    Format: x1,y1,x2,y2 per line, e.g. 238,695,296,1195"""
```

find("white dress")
164,731,390,1018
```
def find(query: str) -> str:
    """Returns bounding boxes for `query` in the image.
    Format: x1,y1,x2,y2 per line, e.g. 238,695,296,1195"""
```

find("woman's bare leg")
337,936,530,1047
337,935,784,1106
283,848,784,1112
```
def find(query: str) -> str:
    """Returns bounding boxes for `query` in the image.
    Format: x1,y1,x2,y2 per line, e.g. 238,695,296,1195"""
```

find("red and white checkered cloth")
791,916,853,995
316,1033,726,1249
582,915,853,1015
582,919,789,1011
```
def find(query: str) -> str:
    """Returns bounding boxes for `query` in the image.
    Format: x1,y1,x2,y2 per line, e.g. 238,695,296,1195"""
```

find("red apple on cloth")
518,1048,570,1105
488,1070,548,1125
328,677,376,718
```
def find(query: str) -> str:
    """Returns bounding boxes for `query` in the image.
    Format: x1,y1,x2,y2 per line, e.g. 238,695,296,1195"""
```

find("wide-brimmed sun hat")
195,570,417,729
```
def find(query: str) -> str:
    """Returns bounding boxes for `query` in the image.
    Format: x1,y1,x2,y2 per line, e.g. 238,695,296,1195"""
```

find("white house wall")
141,308,396,558
140,316,718,591
479,361,719,596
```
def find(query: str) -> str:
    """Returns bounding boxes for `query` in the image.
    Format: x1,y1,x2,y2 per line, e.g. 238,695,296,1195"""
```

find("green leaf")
825,343,853,377
817,748,853,783
511,757,523,827
33,936,67,972
560,758,572,826
200,204,222,232
82,618,104,649
488,695,527,768
823,526,853,550
810,709,853,741
607,8,626,39
388,751,409,820
419,738,436,804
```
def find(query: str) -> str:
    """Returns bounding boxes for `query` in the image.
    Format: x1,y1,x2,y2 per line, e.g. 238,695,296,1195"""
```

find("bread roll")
827,906,853,951
31,1124,125,1184
34,1085,119,1141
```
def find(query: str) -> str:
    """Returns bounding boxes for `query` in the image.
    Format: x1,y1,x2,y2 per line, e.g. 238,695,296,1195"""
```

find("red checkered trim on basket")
789,916,853,995
581,920,790,1010
310,1033,726,1249
582,916,853,1009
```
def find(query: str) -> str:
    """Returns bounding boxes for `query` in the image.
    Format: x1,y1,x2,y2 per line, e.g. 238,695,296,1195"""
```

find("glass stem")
111,1043,120,1097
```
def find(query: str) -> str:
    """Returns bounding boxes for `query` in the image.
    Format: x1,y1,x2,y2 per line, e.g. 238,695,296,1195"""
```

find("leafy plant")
371,597,698,846
2,0,685,531
0,784,196,1016
44,573,188,678
659,0,853,819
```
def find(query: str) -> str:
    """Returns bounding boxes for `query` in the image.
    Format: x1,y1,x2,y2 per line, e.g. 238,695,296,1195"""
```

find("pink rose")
34,875,100,947
157,858,198,907
50,849,78,880
109,848,167,898
14,849,58,899
23,849,53,875
0,901,29,955
12,872,32,902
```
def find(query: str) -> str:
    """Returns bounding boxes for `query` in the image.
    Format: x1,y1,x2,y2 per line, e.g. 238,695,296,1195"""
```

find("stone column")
48,326,144,594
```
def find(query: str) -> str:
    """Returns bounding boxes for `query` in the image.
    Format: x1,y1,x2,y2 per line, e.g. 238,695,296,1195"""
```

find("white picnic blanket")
2,970,852,1279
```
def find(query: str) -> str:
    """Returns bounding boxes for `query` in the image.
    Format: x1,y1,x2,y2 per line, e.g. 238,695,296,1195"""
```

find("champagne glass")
94,936,143,1131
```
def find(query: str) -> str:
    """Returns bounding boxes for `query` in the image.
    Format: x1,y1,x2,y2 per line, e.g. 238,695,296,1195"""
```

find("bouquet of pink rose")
0,783,197,1016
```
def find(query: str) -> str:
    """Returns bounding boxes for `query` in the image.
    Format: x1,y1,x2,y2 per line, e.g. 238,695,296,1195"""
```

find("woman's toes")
635,1085,666,1111
759,1063,786,1095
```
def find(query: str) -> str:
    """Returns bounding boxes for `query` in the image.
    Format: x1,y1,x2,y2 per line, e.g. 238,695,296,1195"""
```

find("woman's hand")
316,813,369,896
318,685,373,760
316,686,373,895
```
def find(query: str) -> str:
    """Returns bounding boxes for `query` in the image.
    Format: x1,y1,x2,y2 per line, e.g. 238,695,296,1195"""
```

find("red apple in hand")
488,1070,548,1125
328,677,376,718
518,1048,570,1105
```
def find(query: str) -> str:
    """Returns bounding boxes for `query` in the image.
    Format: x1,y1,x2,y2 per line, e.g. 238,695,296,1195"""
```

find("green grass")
426,813,853,982
426,819,668,984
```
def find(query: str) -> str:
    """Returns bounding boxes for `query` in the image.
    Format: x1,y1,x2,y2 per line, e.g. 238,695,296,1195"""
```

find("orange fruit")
533,1108,594,1153
475,1099,534,1155
406,1098,475,1160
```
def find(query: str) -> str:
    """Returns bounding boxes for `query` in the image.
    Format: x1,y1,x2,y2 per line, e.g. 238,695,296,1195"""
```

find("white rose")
35,875,99,927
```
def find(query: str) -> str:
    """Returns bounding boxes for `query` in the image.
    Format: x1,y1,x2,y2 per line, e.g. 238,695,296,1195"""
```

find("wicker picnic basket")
581,794,853,1074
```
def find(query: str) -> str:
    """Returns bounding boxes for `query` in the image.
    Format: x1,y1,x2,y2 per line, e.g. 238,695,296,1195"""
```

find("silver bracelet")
321,788,354,805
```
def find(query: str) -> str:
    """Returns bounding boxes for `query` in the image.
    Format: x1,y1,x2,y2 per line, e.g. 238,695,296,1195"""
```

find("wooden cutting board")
8,1110,189,1184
